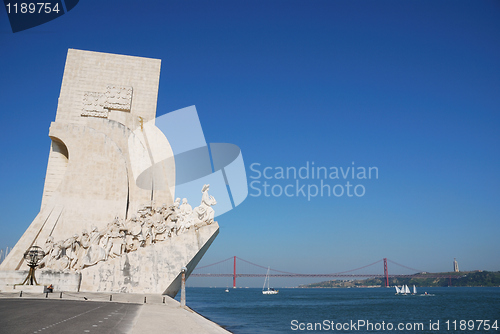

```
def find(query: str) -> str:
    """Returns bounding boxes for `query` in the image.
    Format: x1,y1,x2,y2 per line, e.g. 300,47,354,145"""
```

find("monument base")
0,270,81,292
78,223,219,296
0,224,218,296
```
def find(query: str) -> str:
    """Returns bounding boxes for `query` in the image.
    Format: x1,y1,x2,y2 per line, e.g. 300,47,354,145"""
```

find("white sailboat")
395,285,410,295
395,284,417,296
262,267,278,295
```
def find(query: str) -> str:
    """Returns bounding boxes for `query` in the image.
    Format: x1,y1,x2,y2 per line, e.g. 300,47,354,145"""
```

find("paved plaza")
0,292,231,334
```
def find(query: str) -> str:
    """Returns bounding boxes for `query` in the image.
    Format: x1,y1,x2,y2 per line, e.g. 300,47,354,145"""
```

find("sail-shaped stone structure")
0,49,220,296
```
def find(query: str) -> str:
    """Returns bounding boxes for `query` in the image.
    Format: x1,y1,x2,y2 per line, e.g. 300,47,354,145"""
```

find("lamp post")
180,266,187,308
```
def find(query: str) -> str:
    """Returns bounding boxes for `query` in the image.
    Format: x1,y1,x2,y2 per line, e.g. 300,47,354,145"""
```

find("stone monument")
0,49,222,296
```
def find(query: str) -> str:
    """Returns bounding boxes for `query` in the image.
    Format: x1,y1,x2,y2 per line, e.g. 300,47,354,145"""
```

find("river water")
180,287,500,333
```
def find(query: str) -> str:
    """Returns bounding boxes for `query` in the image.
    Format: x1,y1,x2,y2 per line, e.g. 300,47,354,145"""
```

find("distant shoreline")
299,271,500,288
298,285,500,288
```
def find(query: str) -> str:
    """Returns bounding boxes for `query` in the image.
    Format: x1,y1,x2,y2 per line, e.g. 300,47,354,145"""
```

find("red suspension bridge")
191,257,455,288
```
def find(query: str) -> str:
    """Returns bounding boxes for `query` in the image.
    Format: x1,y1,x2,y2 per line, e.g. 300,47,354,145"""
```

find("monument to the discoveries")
0,49,224,296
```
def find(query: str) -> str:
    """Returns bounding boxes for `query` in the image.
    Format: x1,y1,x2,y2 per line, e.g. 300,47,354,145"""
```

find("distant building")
453,258,459,272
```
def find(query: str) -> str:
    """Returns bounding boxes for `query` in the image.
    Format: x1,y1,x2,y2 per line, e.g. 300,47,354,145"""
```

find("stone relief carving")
38,185,216,271
81,85,133,118
81,92,108,118
104,85,133,111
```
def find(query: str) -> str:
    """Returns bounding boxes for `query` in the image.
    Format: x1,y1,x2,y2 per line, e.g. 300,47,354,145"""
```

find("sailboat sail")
262,268,268,291
395,284,417,296
262,266,278,295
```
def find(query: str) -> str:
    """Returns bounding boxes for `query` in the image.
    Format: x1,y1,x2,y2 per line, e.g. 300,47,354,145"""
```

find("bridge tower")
233,256,236,288
383,258,389,287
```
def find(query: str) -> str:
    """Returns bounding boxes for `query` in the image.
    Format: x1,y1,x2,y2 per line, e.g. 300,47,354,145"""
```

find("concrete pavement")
0,291,232,334
0,299,139,333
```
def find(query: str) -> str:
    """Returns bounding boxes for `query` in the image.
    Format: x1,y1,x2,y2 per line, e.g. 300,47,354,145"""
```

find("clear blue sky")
1,1,499,287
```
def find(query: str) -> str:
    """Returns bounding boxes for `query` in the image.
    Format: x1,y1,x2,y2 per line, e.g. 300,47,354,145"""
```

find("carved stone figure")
52,241,69,270
62,234,80,269
138,205,153,218
142,218,155,245
165,198,181,223
194,184,217,225
179,198,192,216
76,230,90,268
105,217,127,259
176,198,194,234
154,204,167,220
81,226,106,269
34,185,216,271
153,219,167,242
125,215,144,251
38,236,54,269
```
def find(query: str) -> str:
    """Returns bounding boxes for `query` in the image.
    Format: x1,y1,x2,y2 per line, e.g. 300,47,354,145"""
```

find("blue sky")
1,1,499,287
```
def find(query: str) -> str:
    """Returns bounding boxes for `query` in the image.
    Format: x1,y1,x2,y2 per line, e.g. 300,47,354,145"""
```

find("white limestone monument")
0,49,245,296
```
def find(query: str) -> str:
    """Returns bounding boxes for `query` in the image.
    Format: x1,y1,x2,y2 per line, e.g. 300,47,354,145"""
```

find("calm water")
179,287,500,333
